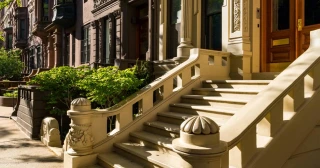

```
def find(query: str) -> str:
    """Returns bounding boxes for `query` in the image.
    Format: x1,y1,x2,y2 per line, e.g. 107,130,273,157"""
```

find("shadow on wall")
229,54,243,79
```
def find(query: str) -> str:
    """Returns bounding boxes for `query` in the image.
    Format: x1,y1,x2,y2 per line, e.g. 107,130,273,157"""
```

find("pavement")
0,106,63,168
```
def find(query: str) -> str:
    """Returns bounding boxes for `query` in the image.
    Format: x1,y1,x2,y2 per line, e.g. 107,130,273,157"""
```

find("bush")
78,66,143,108
28,66,87,115
0,48,24,80
28,63,152,113
3,90,18,98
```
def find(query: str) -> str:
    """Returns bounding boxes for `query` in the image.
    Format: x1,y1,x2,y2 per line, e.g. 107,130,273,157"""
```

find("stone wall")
15,85,49,139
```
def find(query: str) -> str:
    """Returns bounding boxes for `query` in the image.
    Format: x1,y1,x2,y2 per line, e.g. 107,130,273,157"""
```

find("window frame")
81,25,91,64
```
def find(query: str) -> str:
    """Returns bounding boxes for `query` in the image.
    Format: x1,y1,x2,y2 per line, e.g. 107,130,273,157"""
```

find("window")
36,46,42,68
29,48,35,70
19,19,26,39
81,25,90,64
7,34,12,49
43,0,49,21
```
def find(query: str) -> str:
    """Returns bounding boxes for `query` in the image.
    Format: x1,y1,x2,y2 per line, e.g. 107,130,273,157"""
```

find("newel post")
172,116,228,168
64,98,97,168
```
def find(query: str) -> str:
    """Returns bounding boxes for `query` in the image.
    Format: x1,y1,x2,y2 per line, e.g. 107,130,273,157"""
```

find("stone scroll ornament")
65,123,94,156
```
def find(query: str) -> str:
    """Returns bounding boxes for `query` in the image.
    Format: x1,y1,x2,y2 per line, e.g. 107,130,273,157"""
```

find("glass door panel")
304,0,320,26
272,0,290,31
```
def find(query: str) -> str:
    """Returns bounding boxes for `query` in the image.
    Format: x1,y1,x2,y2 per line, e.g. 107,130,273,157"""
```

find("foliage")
3,90,17,98
28,66,86,115
78,66,143,108
134,61,152,89
0,48,24,80
28,62,151,113
0,0,21,10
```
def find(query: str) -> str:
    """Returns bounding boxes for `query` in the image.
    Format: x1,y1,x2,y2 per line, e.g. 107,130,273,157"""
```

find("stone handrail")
220,29,320,167
65,48,230,155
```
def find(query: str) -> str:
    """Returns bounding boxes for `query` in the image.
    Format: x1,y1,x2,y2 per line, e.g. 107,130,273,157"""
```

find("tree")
0,48,24,80
0,0,21,10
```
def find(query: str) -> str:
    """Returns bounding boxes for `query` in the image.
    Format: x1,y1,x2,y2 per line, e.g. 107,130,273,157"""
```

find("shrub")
3,90,18,98
28,66,87,115
78,66,143,108
0,48,24,80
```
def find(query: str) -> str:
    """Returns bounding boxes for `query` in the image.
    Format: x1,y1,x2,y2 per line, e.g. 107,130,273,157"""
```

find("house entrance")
261,0,320,72
202,0,223,50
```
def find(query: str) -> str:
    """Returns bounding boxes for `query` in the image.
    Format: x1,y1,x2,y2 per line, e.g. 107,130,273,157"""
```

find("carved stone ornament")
65,123,94,156
70,97,91,111
233,0,241,32
40,117,62,147
65,97,94,156
180,116,219,135
243,0,248,32
172,116,227,155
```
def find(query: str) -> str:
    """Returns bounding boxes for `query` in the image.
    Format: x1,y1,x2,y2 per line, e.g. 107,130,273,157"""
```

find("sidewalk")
0,106,63,168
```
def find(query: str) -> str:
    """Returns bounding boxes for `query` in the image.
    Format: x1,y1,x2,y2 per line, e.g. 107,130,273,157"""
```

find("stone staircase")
97,80,271,168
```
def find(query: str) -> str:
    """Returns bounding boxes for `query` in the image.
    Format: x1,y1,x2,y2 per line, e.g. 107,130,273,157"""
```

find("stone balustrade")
64,49,230,158
219,29,320,167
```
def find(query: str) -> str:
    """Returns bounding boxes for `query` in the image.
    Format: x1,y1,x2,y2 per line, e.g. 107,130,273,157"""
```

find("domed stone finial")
70,98,91,112
180,116,219,135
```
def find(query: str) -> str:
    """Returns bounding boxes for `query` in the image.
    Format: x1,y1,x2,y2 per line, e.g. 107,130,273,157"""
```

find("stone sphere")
180,116,219,135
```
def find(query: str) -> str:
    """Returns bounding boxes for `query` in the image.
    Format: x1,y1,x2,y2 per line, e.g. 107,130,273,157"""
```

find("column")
90,20,98,64
120,1,128,59
98,19,104,63
146,0,154,61
177,0,194,59
47,33,54,68
53,28,62,67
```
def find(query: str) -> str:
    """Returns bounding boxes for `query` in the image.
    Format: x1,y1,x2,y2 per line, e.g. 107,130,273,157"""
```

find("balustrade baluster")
257,101,283,137
283,79,304,112
229,125,257,167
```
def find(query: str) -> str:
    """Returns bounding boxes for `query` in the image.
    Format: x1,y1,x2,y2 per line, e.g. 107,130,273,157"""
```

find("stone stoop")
97,80,272,167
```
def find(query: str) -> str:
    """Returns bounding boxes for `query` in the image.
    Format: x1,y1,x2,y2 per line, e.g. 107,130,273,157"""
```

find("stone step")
153,64,178,72
143,121,180,138
98,152,143,168
152,60,177,65
202,80,271,89
157,111,230,126
251,72,280,80
114,142,186,168
170,103,238,116
130,131,175,154
181,95,249,108
192,88,260,98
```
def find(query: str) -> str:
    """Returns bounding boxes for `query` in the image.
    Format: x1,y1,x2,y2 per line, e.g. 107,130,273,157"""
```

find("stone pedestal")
65,98,94,156
172,116,228,168
64,98,96,167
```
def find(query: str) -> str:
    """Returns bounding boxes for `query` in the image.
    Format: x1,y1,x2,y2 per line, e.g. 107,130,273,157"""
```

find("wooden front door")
261,0,320,72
